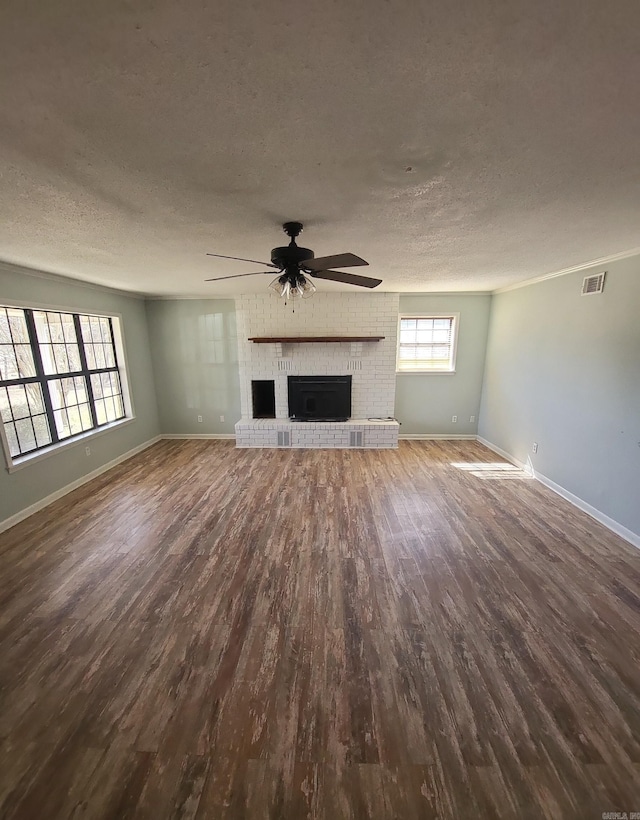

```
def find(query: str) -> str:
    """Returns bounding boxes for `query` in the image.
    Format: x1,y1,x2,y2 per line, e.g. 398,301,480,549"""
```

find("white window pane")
47,314,65,343
55,408,70,439
8,309,29,342
66,344,81,371
15,344,36,378
67,405,83,435
105,396,117,421
53,344,70,373
25,383,45,415
90,317,101,342
75,377,88,403
33,311,50,342
0,310,10,344
15,417,36,452
79,315,91,341
33,414,52,447
61,315,77,343
398,315,456,371
100,318,111,343
79,404,92,428
4,422,19,456
94,344,106,369
40,344,57,375
85,344,97,369
417,319,435,331
90,373,103,399
48,379,64,410
0,345,19,380
95,398,106,425
0,387,12,422
400,319,417,331
7,384,29,419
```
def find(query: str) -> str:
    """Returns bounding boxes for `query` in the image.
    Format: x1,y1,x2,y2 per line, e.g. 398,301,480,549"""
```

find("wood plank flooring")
1,439,639,819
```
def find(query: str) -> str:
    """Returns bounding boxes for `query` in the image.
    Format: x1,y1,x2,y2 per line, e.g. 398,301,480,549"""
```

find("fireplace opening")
251,380,276,418
288,375,352,421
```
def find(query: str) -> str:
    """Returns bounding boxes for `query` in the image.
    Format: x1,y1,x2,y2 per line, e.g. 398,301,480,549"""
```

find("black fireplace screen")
288,375,352,421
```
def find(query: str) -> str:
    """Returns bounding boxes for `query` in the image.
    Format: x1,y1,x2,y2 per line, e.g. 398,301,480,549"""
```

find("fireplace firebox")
288,375,352,421
251,380,276,418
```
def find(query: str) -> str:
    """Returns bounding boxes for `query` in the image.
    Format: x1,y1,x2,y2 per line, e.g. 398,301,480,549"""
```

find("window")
0,306,128,464
397,314,459,373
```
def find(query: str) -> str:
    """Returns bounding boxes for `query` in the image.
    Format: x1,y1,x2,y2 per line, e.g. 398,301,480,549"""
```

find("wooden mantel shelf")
248,336,385,343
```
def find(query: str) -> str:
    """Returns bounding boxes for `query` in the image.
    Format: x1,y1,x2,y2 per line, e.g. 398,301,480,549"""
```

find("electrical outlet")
85,446,91,456
220,415,225,422
532,442,538,453
452,415,457,423
197,415,203,423
469,415,475,423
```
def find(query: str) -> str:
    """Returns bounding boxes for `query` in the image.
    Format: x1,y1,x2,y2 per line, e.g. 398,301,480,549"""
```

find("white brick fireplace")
234,292,400,448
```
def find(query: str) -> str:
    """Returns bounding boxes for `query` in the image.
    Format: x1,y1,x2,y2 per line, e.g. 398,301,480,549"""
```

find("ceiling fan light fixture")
269,273,316,300
301,278,316,299
269,274,288,297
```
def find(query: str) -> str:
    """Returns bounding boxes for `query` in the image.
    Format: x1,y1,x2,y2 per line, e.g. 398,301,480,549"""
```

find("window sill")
5,416,136,473
396,370,457,375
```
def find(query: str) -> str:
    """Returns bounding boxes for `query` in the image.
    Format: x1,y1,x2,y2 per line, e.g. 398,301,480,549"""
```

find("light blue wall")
6,260,638,544
0,263,160,524
145,299,240,435
395,294,491,435
479,255,640,539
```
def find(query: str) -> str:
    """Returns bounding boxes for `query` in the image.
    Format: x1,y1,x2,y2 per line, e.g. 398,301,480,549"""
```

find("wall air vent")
347,360,363,371
277,359,293,371
349,431,364,447
277,431,290,447
582,272,606,295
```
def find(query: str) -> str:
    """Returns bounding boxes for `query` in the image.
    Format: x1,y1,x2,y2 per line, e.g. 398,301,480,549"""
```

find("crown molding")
144,293,238,301
0,259,147,300
493,246,640,294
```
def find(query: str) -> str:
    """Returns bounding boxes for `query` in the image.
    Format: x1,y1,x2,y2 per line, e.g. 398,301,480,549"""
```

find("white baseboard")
477,436,640,550
0,436,162,534
161,434,236,440
400,434,478,440
476,437,533,472
6,432,637,551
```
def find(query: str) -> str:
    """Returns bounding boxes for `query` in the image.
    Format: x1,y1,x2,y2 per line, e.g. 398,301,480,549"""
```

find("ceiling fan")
205,221,382,300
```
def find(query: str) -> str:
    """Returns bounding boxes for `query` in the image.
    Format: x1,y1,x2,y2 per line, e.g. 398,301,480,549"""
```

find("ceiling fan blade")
206,253,278,269
204,271,276,282
302,253,368,271
309,270,382,288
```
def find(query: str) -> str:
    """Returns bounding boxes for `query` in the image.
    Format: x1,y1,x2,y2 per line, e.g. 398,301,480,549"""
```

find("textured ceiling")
1,0,639,297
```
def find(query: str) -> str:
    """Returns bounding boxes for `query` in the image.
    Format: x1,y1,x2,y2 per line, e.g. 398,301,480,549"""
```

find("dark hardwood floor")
1,440,639,819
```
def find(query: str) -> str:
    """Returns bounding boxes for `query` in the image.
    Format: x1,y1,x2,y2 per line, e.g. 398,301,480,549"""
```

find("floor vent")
277,359,293,371
582,272,606,295
347,360,363,371
277,431,290,447
349,431,364,447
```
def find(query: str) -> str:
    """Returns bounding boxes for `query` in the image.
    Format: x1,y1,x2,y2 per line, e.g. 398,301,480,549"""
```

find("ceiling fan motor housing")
270,244,314,270
205,220,379,289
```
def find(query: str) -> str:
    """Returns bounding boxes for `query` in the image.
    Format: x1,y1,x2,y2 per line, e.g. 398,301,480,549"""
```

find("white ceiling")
1,1,639,298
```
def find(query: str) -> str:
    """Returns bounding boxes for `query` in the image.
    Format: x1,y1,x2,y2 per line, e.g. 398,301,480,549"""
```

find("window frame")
396,312,460,374
0,299,134,472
